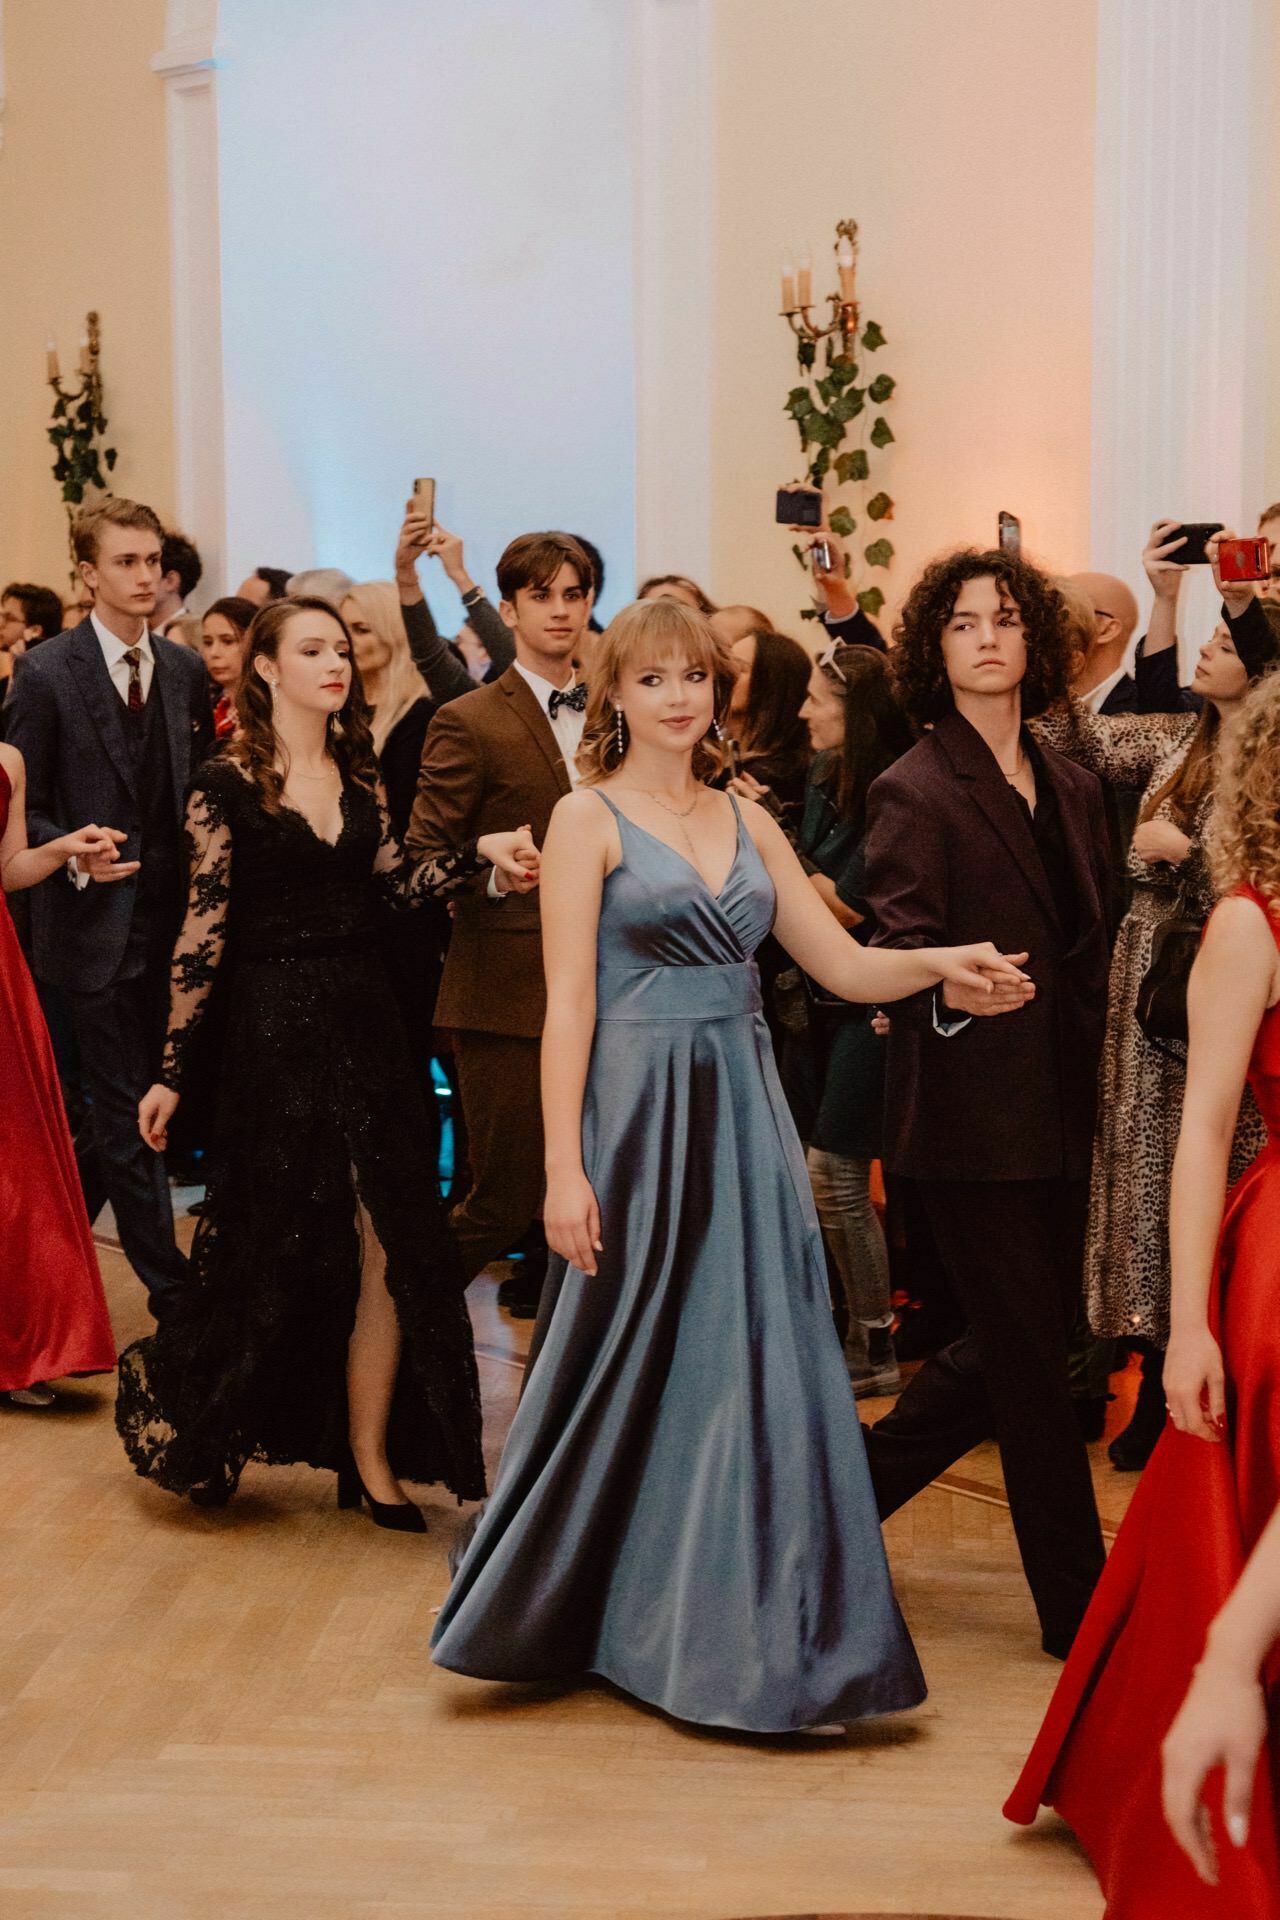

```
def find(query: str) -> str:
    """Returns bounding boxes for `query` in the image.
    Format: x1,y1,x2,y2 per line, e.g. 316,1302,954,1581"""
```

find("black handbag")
1134,893,1203,1049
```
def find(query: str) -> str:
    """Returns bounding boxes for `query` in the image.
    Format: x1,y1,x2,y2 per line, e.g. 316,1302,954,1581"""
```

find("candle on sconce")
781,259,797,312
836,236,856,304
46,337,60,382
79,333,92,375
797,247,812,309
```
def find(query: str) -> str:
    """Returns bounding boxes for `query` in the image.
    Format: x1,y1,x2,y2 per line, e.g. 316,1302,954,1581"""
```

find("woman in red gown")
0,742,125,1404
1005,669,1280,1915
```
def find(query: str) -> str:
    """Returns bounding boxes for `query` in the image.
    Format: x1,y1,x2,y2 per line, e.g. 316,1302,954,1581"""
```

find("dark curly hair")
230,596,377,813
891,548,1074,726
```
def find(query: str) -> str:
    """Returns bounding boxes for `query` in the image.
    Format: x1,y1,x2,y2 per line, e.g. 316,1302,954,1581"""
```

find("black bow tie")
548,682,587,719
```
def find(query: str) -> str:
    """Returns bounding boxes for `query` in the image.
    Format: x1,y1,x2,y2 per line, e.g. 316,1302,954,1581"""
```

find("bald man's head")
1067,572,1139,648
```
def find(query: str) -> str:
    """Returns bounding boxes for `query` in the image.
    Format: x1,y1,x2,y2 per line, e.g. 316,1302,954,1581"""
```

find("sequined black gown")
116,757,486,1506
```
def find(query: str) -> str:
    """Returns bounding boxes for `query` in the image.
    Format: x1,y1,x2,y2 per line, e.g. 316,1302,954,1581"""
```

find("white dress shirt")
487,660,585,898
513,659,585,785
91,610,156,704
1081,661,1131,716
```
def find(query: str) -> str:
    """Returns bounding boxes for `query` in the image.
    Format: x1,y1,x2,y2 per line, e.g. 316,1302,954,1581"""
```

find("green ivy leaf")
828,506,856,538
868,373,896,404
857,587,886,618
104,447,117,470
824,337,835,369
866,491,894,521
831,387,865,424
792,544,808,568
809,447,832,484
862,321,887,351
827,356,858,390
870,415,895,449
835,449,870,485
64,481,85,504
799,605,822,622
864,538,894,568
785,387,811,419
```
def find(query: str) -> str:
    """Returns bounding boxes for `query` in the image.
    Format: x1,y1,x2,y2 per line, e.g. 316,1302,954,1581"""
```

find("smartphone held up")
412,477,436,531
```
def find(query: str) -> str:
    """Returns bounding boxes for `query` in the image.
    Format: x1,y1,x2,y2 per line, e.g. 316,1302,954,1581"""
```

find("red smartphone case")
1218,536,1271,583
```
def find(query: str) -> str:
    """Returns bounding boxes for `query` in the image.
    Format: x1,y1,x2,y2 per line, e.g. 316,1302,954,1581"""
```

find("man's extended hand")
941,974,1036,1019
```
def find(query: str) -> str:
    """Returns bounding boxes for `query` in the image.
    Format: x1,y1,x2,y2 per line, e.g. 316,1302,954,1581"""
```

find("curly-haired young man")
861,547,1109,1660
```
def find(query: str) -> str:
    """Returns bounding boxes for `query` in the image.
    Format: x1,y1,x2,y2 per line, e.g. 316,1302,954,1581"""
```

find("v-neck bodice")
590,789,776,1022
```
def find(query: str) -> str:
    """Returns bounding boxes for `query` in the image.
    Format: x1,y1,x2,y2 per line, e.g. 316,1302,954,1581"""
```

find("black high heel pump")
337,1462,427,1533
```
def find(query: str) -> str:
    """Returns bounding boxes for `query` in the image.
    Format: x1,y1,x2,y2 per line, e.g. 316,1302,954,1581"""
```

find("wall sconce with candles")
45,312,117,582
781,218,861,357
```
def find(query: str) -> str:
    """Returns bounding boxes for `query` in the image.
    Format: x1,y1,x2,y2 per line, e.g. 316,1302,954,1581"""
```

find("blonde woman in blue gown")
432,598,1030,1733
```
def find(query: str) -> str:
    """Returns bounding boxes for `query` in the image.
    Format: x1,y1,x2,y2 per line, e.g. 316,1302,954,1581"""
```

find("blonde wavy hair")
1211,670,1280,918
576,598,735,786
341,582,429,755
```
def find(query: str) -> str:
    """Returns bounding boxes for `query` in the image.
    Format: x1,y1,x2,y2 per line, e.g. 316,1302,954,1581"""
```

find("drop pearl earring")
614,706,626,755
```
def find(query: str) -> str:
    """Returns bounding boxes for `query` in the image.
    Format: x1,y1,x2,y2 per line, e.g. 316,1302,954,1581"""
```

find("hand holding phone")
1143,519,1188,600
998,511,1021,558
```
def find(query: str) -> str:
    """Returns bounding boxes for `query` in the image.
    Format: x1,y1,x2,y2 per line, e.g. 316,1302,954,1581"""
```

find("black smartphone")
776,486,823,528
1169,521,1224,566
998,510,1021,557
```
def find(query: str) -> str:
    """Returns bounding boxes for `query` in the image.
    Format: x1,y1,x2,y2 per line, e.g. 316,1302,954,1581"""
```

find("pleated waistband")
595,959,761,1022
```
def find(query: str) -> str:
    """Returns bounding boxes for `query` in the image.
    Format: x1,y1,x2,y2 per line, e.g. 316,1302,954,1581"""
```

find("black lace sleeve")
160,776,232,1093
371,782,482,907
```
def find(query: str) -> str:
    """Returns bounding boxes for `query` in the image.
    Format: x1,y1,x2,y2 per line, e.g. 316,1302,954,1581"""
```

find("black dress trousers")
862,1176,1106,1653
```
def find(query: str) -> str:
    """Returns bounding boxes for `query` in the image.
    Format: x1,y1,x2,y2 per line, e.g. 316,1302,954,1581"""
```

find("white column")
1091,0,1274,664
631,0,714,588
152,0,226,602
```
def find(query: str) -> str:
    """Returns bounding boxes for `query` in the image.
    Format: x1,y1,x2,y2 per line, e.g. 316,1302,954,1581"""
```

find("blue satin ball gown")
431,790,925,1732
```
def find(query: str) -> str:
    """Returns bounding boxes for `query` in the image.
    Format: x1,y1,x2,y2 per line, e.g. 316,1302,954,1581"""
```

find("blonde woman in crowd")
433,595,1028,1733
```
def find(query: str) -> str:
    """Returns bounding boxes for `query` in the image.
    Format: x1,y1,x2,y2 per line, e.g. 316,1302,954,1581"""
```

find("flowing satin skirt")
431,998,925,1733
1006,1140,1280,1916
0,896,115,1392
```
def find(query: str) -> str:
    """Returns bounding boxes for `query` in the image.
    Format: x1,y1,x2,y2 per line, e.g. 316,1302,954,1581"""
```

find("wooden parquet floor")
0,1219,1136,1920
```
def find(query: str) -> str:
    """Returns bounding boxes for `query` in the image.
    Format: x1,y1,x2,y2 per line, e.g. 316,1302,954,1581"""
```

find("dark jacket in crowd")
864,709,1111,1184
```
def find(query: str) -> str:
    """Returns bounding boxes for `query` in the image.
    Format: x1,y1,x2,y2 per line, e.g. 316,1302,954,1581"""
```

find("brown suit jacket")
864,709,1111,1183
405,663,571,1037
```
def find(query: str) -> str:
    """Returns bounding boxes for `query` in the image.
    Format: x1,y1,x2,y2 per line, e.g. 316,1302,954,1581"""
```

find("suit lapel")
67,621,137,801
934,711,1060,930
150,638,192,813
499,665,573,798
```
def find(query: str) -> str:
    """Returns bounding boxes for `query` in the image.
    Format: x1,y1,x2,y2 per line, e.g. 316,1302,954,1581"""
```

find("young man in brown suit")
406,533,594,1316
861,548,1110,1661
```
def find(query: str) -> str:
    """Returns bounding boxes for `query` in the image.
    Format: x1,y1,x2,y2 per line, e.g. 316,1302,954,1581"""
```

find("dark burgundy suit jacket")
864,709,1111,1183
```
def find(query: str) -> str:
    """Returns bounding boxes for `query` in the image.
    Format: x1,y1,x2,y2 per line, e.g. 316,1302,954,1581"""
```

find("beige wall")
0,0,173,600
706,0,1097,637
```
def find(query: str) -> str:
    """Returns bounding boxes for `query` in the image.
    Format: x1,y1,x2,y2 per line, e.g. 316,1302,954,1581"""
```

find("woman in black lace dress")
117,596,538,1529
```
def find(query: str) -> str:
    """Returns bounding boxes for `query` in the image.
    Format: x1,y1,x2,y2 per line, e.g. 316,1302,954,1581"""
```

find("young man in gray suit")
6,498,212,1318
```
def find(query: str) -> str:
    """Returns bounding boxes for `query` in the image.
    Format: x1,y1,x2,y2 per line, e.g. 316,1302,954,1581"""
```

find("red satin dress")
1006,884,1280,1916
0,762,115,1390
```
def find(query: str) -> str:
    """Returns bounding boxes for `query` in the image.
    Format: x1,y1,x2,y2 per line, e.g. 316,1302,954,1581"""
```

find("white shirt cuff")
932,990,971,1037
486,866,506,901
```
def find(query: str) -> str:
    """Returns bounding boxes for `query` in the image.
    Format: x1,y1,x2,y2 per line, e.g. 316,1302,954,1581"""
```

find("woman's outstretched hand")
935,945,1034,1016
478,826,540,894
58,824,141,883
1164,1324,1226,1442
545,1170,603,1276
138,1083,180,1152
1162,1651,1264,1883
